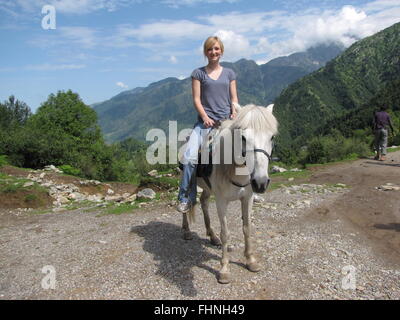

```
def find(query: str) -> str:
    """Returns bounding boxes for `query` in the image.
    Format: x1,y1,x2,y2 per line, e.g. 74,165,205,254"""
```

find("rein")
229,148,272,188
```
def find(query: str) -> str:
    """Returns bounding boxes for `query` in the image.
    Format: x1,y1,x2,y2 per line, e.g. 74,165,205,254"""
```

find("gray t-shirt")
191,67,236,121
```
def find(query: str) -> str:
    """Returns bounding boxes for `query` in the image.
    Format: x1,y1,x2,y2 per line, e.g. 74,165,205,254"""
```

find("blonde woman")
177,36,239,213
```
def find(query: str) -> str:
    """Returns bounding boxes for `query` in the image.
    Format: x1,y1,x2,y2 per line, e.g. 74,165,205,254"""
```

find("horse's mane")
221,104,278,135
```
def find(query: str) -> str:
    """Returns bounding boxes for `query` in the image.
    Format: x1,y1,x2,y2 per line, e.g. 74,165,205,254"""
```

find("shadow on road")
130,221,220,297
365,161,400,167
374,223,400,232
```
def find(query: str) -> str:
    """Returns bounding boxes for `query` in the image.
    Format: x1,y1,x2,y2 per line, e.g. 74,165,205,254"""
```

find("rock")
271,166,287,173
290,168,302,172
44,165,62,173
126,194,137,202
87,195,102,202
23,182,34,188
67,192,86,201
137,188,156,200
79,180,101,186
105,195,123,202
39,172,46,179
107,188,114,195
58,196,69,204
288,177,294,182
335,183,347,188
253,194,264,203
148,169,158,177
378,184,400,191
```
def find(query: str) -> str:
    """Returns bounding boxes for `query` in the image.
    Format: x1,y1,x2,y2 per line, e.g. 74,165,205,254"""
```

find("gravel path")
1,153,400,300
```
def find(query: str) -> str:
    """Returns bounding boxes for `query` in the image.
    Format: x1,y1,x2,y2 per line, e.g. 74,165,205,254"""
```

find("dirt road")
309,151,400,266
1,152,399,299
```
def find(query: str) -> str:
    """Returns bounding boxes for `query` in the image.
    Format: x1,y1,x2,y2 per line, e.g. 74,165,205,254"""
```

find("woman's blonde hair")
203,36,224,56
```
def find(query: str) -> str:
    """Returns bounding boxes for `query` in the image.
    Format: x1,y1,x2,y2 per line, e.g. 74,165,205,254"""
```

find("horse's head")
232,103,278,193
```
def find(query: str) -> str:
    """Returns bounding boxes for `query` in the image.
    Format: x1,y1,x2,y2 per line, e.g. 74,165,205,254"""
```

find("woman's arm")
230,79,238,119
192,78,215,128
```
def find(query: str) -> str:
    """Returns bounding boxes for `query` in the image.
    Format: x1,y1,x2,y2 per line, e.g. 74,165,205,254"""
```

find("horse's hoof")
210,236,221,246
246,262,261,273
218,272,231,284
183,231,193,240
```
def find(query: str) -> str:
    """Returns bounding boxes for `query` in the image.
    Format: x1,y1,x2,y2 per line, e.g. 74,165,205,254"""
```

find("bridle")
230,146,272,188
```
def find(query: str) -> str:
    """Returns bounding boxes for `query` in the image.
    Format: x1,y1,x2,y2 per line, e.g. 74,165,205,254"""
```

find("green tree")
0,96,32,164
22,90,106,177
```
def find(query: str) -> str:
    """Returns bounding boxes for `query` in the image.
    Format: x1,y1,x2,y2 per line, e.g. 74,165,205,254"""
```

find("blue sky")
0,0,399,112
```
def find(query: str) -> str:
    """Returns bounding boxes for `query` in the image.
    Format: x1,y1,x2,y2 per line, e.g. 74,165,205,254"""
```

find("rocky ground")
0,152,399,300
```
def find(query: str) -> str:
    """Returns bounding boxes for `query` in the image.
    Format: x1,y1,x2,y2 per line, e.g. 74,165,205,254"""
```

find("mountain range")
93,43,344,142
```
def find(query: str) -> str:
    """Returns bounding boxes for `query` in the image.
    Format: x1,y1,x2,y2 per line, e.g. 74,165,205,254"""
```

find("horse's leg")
241,196,261,272
182,213,193,240
200,190,221,246
216,198,231,284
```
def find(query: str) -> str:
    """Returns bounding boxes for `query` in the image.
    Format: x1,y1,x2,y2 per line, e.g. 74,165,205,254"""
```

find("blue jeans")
178,122,211,204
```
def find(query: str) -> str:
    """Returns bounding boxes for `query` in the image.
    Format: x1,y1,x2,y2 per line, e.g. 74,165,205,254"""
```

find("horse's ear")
233,102,242,111
266,104,274,113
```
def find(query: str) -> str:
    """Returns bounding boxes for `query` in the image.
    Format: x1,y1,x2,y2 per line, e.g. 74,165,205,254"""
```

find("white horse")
182,103,278,284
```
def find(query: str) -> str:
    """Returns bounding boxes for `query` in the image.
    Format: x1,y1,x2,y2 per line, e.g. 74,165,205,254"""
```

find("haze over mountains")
93,43,344,142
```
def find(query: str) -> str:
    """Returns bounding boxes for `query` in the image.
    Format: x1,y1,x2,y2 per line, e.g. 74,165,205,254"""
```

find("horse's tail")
187,204,196,224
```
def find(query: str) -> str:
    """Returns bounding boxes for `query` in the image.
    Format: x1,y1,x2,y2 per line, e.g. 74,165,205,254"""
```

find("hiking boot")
177,201,191,213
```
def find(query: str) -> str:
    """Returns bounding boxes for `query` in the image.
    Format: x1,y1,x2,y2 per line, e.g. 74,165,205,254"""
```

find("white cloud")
205,4,400,63
169,55,178,64
214,30,251,61
116,81,128,89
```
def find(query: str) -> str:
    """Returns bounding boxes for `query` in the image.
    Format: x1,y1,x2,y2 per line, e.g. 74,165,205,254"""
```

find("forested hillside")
274,22,400,152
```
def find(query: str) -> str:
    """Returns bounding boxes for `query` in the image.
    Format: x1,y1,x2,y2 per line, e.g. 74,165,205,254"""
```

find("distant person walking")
373,106,394,161
176,36,239,213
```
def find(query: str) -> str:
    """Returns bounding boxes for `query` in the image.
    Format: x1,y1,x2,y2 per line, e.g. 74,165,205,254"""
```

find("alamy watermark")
145,121,259,176
341,265,356,290
41,265,56,290
41,5,56,30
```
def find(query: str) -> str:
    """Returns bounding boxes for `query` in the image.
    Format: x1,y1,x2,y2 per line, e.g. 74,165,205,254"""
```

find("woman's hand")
202,115,215,128
230,109,237,119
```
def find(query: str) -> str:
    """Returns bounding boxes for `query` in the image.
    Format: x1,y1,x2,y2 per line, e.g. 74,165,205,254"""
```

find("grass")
104,203,139,215
388,146,400,153
95,192,162,216
268,165,312,191
0,173,47,194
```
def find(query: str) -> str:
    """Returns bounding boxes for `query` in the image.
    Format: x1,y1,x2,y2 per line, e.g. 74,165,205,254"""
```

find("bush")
58,165,81,177
0,155,8,168
304,131,372,164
